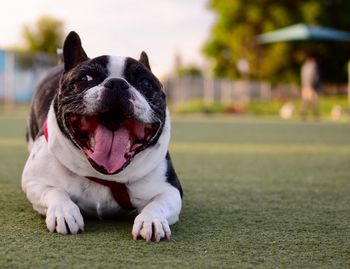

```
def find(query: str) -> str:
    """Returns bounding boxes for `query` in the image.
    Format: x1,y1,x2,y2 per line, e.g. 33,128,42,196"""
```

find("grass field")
0,115,350,268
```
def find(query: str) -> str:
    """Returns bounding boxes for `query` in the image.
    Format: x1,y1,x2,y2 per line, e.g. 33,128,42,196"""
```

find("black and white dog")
21,31,182,242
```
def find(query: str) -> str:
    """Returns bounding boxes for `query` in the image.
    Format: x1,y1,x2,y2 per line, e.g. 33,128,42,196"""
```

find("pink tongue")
88,124,130,173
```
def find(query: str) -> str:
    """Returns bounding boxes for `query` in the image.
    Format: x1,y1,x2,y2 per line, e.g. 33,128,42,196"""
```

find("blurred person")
236,58,250,79
300,56,321,120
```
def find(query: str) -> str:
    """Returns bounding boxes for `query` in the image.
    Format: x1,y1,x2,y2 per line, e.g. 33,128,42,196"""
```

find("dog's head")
54,31,166,175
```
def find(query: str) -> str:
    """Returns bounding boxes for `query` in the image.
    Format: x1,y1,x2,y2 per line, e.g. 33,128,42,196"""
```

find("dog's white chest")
69,179,124,218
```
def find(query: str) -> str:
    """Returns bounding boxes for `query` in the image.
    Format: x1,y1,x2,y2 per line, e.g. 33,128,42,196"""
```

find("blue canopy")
257,23,350,44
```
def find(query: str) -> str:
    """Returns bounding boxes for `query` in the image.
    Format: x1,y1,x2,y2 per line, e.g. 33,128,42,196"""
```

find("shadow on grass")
83,213,136,234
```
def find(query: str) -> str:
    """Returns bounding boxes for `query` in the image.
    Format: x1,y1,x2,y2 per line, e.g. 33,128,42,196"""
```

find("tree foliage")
177,65,203,77
22,15,64,55
203,0,350,83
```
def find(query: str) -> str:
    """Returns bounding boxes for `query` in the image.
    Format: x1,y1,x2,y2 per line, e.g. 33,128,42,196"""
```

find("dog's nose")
99,78,133,116
104,78,129,90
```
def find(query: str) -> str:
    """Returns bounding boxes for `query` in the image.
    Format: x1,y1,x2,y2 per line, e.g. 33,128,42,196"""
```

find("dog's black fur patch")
27,65,63,141
123,57,166,147
54,55,110,144
165,152,183,198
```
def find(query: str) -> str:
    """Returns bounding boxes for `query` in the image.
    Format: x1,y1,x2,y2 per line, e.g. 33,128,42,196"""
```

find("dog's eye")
139,78,152,89
80,75,93,82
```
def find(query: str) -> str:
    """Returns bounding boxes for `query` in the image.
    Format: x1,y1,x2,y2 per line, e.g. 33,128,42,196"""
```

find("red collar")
43,119,134,210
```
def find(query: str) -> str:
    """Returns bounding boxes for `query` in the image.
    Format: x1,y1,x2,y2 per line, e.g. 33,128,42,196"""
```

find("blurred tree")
203,0,350,83
22,15,64,55
177,65,203,77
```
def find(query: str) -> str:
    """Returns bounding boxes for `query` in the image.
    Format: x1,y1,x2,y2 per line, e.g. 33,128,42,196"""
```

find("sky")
0,0,215,77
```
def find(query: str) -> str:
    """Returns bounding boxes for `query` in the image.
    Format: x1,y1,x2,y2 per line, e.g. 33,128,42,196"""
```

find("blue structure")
257,23,350,44
0,51,5,99
0,49,56,103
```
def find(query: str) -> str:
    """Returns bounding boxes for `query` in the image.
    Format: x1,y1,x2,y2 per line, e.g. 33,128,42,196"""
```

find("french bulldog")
21,31,182,242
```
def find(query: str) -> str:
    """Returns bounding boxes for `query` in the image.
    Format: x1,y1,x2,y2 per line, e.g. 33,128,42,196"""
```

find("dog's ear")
139,51,151,71
63,31,88,71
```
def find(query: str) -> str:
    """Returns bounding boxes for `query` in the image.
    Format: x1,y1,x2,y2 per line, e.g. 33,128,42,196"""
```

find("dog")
21,31,182,242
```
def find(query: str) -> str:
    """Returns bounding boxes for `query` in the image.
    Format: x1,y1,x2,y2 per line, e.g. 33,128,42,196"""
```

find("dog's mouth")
66,112,159,174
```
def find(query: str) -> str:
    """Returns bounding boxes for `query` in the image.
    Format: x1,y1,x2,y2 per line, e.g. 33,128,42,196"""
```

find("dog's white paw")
46,201,84,235
132,212,171,242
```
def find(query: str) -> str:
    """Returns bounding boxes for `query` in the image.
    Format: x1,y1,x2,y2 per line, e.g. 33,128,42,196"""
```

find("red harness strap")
43,119,134,210
43,120,49,141
86,176,134,209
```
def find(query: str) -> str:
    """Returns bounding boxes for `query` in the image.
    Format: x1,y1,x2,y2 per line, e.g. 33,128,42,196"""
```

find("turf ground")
0,115,349,268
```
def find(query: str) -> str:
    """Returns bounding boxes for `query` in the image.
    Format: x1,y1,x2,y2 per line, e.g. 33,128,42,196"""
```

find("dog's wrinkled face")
54,32,166,175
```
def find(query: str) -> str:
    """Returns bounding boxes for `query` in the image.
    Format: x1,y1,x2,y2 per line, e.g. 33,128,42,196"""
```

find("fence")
164,76,350,106
164,76,298,105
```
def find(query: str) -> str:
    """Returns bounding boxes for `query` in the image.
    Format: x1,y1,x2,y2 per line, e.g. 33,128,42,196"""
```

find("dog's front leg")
22,138,85,235
23,179,85,235
131,186,182,242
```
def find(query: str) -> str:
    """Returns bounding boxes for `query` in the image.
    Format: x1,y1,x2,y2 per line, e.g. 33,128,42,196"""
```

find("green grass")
1,115,350,268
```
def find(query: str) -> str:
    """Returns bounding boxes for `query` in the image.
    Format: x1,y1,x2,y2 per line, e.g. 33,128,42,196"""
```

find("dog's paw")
132,212,171,242
46,201,84,235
